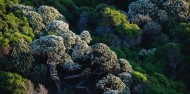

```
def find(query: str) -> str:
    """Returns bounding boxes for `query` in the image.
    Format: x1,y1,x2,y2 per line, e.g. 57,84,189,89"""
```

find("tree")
14,4,134,94
31,35,80,92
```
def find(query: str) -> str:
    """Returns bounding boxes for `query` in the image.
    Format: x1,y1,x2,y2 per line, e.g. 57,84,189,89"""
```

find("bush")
0,5,34,48
128,0,169,25
96,74,126,92
144,73,188,94
21,0,77,24
116,23,140,38
0,72,34,94
128,0,158,20
0,40,34,75
90,4,141,47
163,0,190,21
132,71,148,83
28,64,47,83
110,47,126,58
171,23,190,42
91,4,127,27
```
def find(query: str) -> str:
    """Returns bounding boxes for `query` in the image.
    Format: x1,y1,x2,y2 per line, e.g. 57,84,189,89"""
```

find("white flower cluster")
10,39,34,74
11,39,32,58
47,20,69,34
71,41,91,60
31,35,82,71
13,4,34,11
96,74,126,92
118,59,133,73
62,31,77,49
129,0,189,23
163,0,190,20
25,11,45,34
46,19,91,51
80,30,92,44
31,35,65,60
128,0,169,24
37,5,66,25
91,43,120,72
12,5,68,36
128,0,158,20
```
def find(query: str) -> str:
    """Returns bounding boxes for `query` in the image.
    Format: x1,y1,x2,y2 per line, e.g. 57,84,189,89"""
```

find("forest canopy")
0,0,190,94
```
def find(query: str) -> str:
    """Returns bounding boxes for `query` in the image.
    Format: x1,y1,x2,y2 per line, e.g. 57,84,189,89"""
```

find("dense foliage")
0,72,34,94
0,0,190,94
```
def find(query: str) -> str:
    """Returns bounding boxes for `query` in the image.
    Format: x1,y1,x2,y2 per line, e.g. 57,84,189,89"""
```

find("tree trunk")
48,60,63,93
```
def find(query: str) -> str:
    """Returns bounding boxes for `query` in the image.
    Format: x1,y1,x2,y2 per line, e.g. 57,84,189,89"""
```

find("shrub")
142,22,164,46
90,4,141,47
132,71,148,83
21,0,77,24
163,0,190,21
128,0,168,24
37,5,66,25
91,4,127,27
171,23,190,42
28,64,47,83
128,0,158,20
0,6,34,48
96,74,126,92
144,73,188,94
165,43,182,70
5,40,34,75
46,20,69,34
0,72,34,94
91,43,120,73
23,11,45,35
118,59,133,73
116,23,140,38
110,47,126,58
